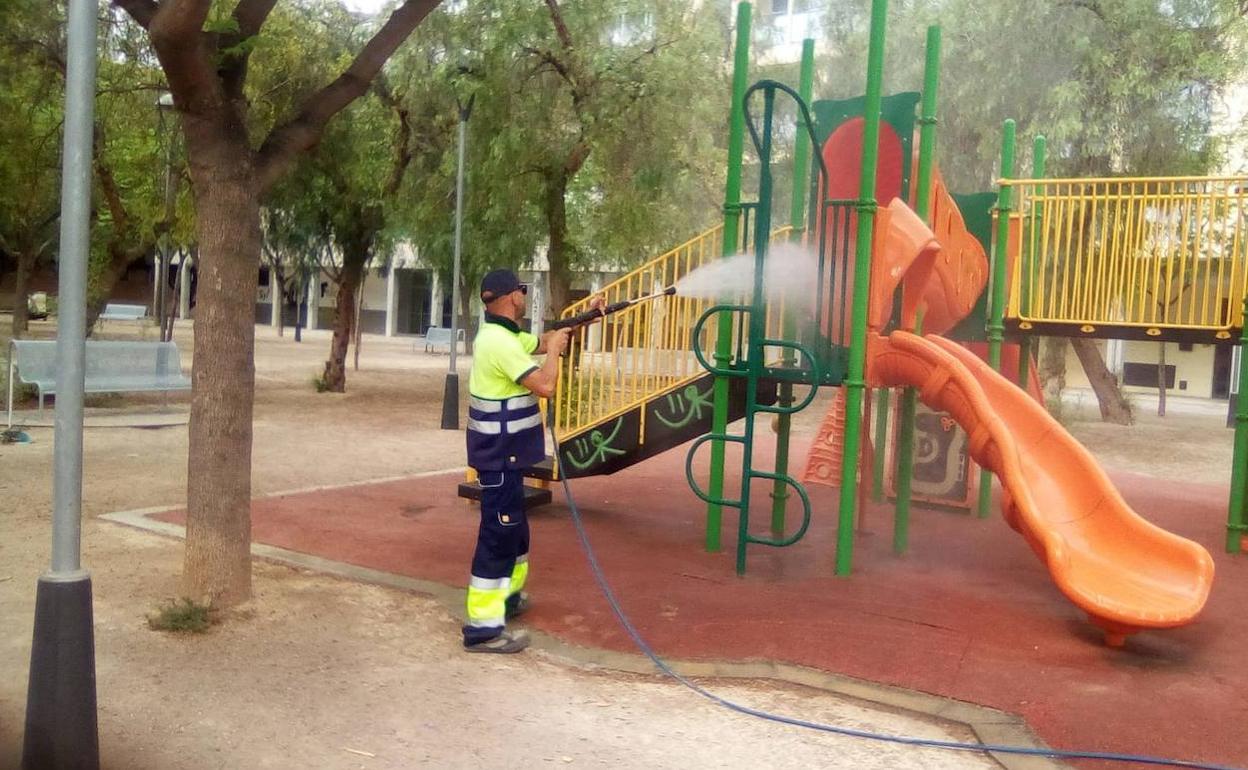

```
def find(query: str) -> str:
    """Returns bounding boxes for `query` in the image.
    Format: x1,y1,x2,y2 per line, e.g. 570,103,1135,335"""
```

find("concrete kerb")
99,470,1065,770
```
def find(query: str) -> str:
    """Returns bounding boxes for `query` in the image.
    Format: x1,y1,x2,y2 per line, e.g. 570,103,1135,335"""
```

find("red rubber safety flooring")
153,444,1247,769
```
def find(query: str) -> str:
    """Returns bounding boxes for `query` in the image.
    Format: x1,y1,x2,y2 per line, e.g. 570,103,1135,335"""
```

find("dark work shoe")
464,630,530,654
506,592,531,620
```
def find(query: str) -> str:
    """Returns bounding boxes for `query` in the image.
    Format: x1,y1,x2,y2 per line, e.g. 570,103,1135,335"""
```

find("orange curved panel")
867,331,1214,644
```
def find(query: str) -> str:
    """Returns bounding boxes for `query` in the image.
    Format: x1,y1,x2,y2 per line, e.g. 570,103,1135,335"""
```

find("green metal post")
1227,301,1248,553
737,88,778,575
1018,135,1045,387
707,1,751,553
770,38,816,537
977,119,1016,519
893,25,941,554
871,388,890,502
835,0,889,576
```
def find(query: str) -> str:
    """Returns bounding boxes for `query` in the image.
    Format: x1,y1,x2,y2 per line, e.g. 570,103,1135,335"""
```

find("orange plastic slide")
868,330,1215,645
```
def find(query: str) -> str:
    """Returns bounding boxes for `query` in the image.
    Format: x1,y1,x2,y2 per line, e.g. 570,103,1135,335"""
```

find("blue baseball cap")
480,269,525,302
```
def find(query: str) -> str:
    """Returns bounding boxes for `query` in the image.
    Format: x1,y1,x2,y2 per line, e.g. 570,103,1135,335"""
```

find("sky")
341,0,388,14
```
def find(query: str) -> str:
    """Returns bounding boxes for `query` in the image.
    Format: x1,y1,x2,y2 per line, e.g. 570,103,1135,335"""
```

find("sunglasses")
514,284,529,295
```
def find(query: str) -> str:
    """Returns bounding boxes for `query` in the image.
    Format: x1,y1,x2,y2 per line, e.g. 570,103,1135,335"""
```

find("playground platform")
138,436,1246,769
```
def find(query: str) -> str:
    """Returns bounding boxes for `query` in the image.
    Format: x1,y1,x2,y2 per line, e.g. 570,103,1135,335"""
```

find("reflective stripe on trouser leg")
509,555,529,596
466,575,509,632
463,469,528,645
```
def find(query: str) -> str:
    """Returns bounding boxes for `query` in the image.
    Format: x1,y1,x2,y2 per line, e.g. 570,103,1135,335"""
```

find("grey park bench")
420,326,465,354
98,303,148,322
6,339,192,428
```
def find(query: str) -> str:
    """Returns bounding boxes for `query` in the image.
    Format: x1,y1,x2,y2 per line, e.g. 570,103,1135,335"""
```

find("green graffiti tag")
653,384,714,430
563,417,627,471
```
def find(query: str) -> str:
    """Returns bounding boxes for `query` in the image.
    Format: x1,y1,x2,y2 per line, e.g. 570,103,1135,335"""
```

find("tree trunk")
458,278,475,356
322,260,363,393
84,247,142,338
181,131,261,607
352,272,364,372
11,247,34,338
544,172,573,319
1038,336,1067,411
273,264,285,338
1072,337,1133,425
1157,342,1167,417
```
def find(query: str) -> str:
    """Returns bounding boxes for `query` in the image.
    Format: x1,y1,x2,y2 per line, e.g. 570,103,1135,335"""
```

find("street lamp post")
22,0,100,766
440,89,475,430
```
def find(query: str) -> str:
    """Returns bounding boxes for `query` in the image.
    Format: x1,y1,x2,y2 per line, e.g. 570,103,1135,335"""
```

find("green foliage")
147,598,216,634
817,0,1248,189
390,1,730,315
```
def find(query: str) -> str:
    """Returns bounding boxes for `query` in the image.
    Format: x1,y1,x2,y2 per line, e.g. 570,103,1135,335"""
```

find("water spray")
548,286,677,331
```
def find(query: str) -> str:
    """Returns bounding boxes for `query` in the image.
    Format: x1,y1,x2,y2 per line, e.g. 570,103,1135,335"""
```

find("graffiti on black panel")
563,417,627,471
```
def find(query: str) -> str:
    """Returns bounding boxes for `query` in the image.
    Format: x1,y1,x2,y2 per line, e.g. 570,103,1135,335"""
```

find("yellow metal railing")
554,225,795,438
1005,176,1248,336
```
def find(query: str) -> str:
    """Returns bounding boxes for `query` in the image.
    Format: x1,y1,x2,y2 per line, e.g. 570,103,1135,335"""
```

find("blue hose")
550,430,1241,770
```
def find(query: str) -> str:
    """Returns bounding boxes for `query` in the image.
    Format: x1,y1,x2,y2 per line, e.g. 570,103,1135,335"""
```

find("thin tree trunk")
322,264,361,393
1038,336,1067,412
181,135,260,606
274,264,286,338
544,171,573,318
353,271,365,371
11,247,34,338
163,257,182,342
458,278,475,356
1157,342,1167,417
1072,337,1132,424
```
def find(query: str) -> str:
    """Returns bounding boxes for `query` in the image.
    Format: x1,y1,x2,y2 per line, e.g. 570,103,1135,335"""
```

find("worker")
462,268,602,653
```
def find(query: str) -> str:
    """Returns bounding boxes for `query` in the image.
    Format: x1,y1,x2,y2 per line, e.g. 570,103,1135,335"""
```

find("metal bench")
6,339,192,427
98,303,148,322
421,326,465,354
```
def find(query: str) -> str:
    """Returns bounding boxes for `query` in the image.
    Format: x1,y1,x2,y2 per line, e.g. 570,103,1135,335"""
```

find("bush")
147,598,216,634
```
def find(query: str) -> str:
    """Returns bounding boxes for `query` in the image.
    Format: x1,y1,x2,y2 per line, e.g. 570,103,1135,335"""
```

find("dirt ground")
1,318,1007,770
0,316,1236,769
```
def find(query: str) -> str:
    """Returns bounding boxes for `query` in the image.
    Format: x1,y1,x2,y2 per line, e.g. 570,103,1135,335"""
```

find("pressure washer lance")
546,285,677,332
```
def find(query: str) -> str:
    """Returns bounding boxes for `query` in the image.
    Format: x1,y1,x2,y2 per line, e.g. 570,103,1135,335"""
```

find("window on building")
1123,362,1175,389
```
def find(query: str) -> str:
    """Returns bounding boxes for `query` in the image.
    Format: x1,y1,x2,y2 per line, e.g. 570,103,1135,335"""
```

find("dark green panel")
946,191,996,342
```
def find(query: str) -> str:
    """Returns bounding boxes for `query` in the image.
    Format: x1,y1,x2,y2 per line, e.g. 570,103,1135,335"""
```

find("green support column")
893,25,941,555
1228,301,1248,553
770,38,817,537
871,388,890,502
977,119,1016,519
1018,135,1045,387
835,0,889,576
707,1,751,553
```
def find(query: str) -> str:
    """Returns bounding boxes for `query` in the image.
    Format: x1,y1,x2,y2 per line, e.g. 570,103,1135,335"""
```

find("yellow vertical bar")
1133,180,1148,324
1037,185,1054,321
1148,182,1169,326
1185,184,1203,325
1105,181,1126,325
1213,183,1230,328
1056,184,1075,320
1199,183,1216,326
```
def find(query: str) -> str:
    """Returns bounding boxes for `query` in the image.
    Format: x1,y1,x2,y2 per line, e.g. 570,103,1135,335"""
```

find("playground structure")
545,0,1242,645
